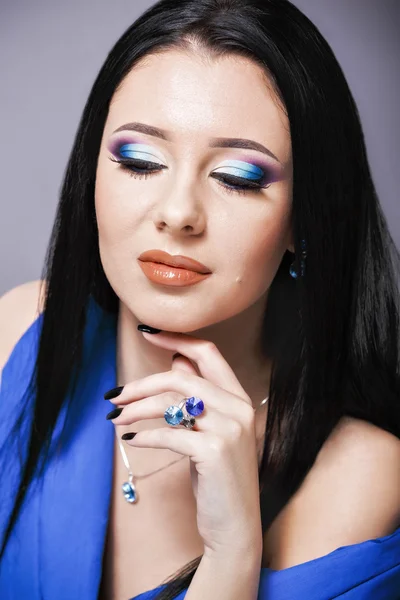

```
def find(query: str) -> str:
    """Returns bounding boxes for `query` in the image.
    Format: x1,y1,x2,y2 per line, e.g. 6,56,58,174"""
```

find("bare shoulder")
318,415,400,468
0,279,47,373
263,415,400,570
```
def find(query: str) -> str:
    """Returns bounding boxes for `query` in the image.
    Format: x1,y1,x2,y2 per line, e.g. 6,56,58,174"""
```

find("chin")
133,307,222,334
140,317,207,334
122,284,248,332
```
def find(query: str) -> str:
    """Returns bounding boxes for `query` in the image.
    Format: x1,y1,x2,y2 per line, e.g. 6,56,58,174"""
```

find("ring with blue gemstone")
184,396,205,417
164,404,185,426
164,396,205,429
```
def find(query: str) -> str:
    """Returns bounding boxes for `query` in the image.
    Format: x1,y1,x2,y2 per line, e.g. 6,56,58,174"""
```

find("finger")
122,426,214,464
171,352,199,376
139,330,250,403
107,370,249,417
110,392,246,436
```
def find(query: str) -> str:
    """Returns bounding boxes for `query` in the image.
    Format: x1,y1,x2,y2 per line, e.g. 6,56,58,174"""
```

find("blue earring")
289,239,307,278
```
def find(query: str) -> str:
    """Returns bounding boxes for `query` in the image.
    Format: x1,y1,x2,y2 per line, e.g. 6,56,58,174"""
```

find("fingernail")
137,324,161,334
104,386,124,400
106,407,123,420
121,432,137,440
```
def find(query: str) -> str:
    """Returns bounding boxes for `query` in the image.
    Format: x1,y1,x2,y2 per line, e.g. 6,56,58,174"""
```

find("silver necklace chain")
116,395,269,491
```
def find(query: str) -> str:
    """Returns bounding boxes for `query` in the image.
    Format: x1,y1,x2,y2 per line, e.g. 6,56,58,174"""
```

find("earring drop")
289,239,307,278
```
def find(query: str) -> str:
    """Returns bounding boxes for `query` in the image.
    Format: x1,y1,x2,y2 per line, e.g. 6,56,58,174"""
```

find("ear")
287,229,295,254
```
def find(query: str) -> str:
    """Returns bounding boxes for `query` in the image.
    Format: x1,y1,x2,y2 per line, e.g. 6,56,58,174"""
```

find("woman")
0,0,399,598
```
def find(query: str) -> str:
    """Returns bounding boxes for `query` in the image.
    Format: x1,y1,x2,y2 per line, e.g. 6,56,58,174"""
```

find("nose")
152,184,206,237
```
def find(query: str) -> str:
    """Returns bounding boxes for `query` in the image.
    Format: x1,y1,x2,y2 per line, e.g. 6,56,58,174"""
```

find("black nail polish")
121,432,137,440
137,324,161,334
104,385,124,400
106,407,123,420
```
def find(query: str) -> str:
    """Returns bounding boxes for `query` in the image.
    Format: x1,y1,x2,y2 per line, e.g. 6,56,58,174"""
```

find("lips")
138,250,211,274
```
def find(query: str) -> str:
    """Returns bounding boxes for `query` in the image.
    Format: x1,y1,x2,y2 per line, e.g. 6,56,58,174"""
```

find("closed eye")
108,156,269,196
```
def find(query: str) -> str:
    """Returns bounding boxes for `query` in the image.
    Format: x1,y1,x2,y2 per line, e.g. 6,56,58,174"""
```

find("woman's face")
95,49,293,332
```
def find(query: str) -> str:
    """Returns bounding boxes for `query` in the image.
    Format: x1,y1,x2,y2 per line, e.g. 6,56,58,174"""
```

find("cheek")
94,174,134,282
94,161,142,241
95,161,119,233
222,205,291,291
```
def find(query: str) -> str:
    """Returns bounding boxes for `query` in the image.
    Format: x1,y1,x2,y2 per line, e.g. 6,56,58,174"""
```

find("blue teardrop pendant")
122,475,137,503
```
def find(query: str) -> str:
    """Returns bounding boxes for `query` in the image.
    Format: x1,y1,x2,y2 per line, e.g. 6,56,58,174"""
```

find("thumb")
171,352,200,376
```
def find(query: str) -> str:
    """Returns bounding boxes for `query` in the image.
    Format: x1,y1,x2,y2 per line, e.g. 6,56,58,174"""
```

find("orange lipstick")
138,250,212,287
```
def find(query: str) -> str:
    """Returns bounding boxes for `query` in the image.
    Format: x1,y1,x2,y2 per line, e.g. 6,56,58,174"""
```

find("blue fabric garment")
0,295,399,600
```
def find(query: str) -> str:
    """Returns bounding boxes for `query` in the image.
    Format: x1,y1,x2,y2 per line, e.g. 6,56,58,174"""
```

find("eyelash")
108,156,268,196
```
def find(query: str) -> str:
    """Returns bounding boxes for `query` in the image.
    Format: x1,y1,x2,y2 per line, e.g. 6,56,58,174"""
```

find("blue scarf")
0,296,399,599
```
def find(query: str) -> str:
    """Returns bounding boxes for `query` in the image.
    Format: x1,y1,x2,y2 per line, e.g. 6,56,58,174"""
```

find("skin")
95,49,294,576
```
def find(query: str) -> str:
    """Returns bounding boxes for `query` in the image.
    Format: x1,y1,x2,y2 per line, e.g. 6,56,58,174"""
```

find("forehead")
106,49,291,164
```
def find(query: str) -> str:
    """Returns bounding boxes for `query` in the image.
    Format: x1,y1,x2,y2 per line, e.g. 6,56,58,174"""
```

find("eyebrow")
112,121,281,164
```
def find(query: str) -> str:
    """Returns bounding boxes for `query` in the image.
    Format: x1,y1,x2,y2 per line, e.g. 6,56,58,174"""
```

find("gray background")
0,0,399,296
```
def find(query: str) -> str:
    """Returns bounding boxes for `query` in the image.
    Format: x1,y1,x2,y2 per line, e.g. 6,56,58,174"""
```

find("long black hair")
1,1,400,598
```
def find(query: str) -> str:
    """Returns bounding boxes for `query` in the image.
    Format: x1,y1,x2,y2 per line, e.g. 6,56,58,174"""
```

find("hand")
106,328,263,558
